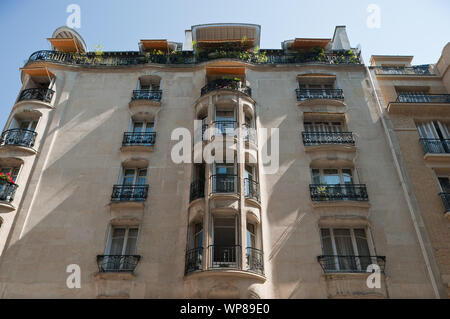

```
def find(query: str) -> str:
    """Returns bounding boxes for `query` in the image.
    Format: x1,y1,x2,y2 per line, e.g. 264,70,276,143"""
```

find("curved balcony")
17,88,54,104
201,79,251,97
0,129,37,149
302,131,355,146
111,184,149,202
309,184,368,202
317,255,386,274
296,88,344,101
185,247,203,274
244,178,260,202
209,245,241,269
0,181,18,203
210,175,238,194
246,247,264,275
189,179,205,202
96,255,141,273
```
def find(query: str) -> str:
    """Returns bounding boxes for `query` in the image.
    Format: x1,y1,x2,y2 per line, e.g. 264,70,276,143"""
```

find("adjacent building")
0,24,446,298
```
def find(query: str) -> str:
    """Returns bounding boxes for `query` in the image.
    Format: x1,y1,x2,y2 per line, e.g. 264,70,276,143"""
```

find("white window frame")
104,225,140,256
311,168,357,184
119,168,148,185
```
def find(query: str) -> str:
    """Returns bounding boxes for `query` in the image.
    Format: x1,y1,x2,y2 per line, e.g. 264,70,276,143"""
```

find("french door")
104,226,139,271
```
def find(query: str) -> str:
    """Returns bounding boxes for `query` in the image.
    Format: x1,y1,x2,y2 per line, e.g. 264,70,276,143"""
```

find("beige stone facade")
369,43,450,298
0,24,446,298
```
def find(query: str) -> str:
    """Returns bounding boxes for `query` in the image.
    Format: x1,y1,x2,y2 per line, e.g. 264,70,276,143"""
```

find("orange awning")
206,66,245,76
291,38,331,50
140,40,169,52
21,67,55,78
47,38,80,53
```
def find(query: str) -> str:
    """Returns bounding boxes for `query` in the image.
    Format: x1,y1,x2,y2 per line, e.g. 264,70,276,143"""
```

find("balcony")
0,181,18,203
210,175,238,194
309,184,369,202
213,121,237,137
200,79,251,97
209,245,241,269
122,132,156,147
17,88,54,104
242,124,257,145
0,129,37,149
246,247,264,275
439,193,450,216
302,131,355,146
296,88,344,101
396,93,450,104
420,138,450,154
189,179,205,202
375,65,431,75
184,247,203,274
317,255,386,274
131,89,162,102
111,184,149,202
244,178,260,202
96,255,141,273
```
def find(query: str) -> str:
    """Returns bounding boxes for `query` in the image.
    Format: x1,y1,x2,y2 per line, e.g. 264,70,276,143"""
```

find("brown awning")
21,67,55,78
290,38,331,50
47,38,80,53
140,40,169,52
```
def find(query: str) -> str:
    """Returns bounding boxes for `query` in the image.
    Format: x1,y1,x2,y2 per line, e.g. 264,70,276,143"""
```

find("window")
212,163,236,193
18,120,38,131
320,228,372,272
215,109,235,122
311,168,354,185
417,121,450,153
212,216,238,268
132,121,154,133
103,226,139,271
304,121,344,133
0,167,19,182
121,168,147,185
437,176,450,193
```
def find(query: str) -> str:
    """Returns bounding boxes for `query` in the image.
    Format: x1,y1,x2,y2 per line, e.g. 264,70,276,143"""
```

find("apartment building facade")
369,44,450,298
0,24,443,298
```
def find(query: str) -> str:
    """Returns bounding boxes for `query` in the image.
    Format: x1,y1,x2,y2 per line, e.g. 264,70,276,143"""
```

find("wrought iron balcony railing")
420,138,450,154
439,193,450,213
17,88,54,103
396,93,450,103
185,247,203,274
96,255,141,273
246,247,264,275
209,245,241,269
309,184,369,202
211,174,238,194
296,88,344,101
244,178,260,202
0,181,18,203
375,65,431,75
242,124,257,145
122,132,156,146
131,89,162,102
317,255,386,273
189,179,205,202
213,121,237,137
302,131,355,146
111,184,149,202
26,49,361,67
0,129,37,148
201,79,251,96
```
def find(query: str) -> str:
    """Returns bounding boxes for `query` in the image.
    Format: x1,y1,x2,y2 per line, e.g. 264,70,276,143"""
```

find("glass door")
212,217,238,268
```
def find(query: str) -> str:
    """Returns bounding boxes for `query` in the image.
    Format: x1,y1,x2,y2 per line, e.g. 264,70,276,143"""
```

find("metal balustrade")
0,181,18,203
302,131,355,146
209,245,241,269
244,178,260,202
111,185,149,201
439,193,450,213
242,124,257,145
317,255,386,273
396,93,450,103
122,132,156,146
96,255,141,273
18,88,54,103
189,179,205,202
213,121,237,137
210,175,238,194
296,88,344,101
375,65,431,75
420,138,450,154
131,89,162,102
309,184,369,201
246,247,264,275
184,247,203,274
0,129,37,148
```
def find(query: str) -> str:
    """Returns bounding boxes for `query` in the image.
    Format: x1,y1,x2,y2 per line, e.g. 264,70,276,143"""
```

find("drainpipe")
365,65,441,298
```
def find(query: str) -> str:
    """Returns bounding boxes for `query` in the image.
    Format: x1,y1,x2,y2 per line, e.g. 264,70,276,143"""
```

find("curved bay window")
214,106,236,137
